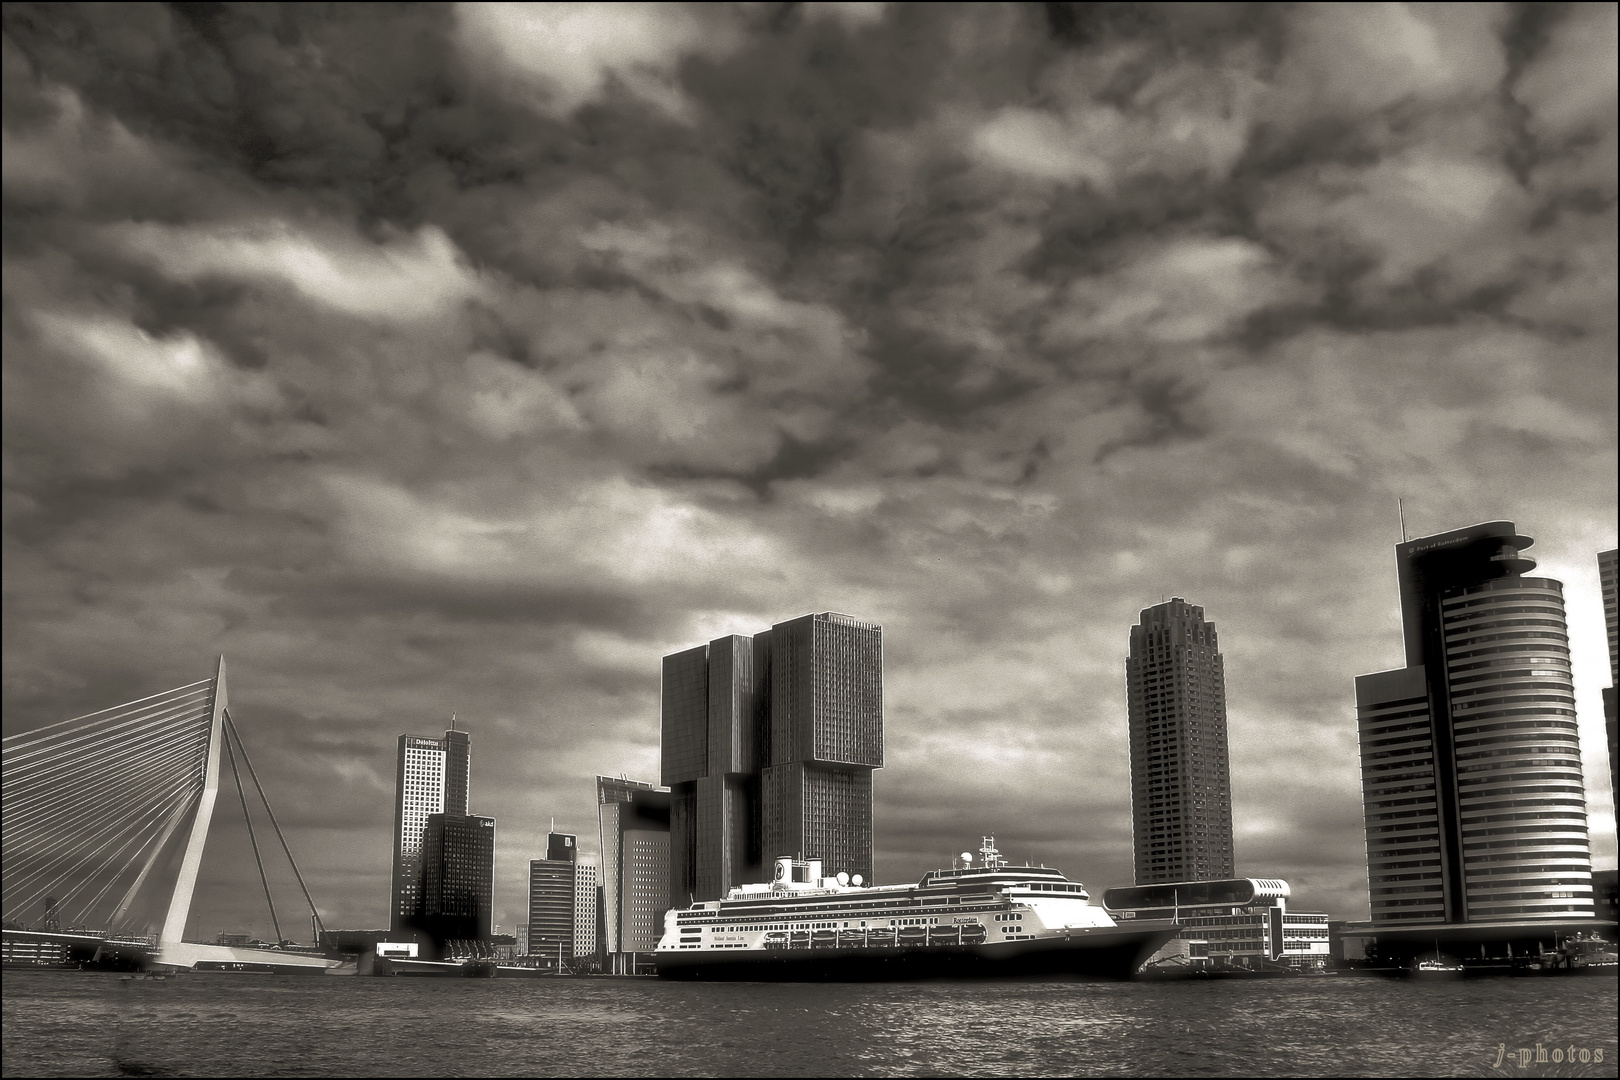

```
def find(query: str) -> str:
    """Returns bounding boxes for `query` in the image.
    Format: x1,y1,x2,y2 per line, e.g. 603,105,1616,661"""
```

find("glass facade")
526,858,574,961
761,761,874,885
595,775,654,956
660,613,882,905
661,645,709,785
595,780,669,969
1357,522,1595,926
1125,599,1235,884
419,813,495,946
771,614,884,769
623,829,670,954
573,856,599,959
1356,666,1444,923
390,728,471,936
526,832,577,963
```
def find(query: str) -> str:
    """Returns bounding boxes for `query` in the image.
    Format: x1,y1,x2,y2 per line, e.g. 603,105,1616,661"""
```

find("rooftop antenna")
1398,499,1407,543
450,713,458,731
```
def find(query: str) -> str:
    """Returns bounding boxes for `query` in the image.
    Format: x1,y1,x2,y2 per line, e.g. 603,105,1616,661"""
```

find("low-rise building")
1102,878,1330,970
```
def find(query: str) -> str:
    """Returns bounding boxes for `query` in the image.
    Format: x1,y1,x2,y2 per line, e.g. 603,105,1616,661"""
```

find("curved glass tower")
1356,521,1594,926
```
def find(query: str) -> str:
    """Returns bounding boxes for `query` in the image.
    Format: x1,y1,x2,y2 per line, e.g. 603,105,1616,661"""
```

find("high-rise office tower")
596,775,653,959
595,777,669,973
526,832,577,965
1356,522,1593,926
663,634,769,906
620,796,670,956
763,613,883,887
390,728,470,935
1125,598,1236,884
573,853,599,960
418,812,495,948
1601,548,1617,815
661,613,882,905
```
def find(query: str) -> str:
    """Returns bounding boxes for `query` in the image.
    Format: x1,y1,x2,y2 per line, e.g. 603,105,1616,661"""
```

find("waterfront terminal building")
1353,522,1602,962
1102,878,1330,971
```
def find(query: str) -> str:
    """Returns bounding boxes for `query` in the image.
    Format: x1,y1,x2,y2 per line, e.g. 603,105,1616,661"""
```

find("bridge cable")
3,697,213,782
108,790,203,934
1,680,212,746
2,687,212,931
223,719,283,947
3,687,213,767
62,785,201,925
2,742,204,873
6,781,194,923
225,710,326,935
2,727,210,848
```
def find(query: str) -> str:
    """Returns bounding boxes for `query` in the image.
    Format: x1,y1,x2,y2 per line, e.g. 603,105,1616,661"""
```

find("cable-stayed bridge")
2,658,337,972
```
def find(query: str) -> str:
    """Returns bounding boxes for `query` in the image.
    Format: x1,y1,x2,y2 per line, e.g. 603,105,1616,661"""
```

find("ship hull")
656,925,1178,982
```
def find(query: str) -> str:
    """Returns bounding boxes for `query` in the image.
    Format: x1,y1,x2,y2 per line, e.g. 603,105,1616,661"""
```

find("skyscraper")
1356,522,1594,927
664,634,769,906
526,832,577,967
573,853,599,961
595,777,669,974
1600,548,1617,816
1125,598,1235,884
620,796,670,957
661,612,882,905
763,613,883,888
418,812,495,949
390,728,469,936
596,775,652,960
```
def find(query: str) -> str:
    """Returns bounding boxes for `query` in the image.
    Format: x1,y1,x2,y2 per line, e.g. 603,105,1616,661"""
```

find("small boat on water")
1411,955,1464,979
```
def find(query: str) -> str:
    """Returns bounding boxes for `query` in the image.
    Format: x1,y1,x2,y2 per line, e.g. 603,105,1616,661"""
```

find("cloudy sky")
3,2,1616,936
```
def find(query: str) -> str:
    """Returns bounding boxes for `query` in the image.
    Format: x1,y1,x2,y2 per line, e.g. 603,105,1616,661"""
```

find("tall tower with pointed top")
390,726,473,937
1126,598,1236,884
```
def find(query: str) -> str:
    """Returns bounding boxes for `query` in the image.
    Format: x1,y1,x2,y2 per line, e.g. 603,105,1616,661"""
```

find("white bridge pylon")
1,657,335,971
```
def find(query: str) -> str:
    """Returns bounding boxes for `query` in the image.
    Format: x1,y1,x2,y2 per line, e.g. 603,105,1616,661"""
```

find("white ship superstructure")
655,839,1176,980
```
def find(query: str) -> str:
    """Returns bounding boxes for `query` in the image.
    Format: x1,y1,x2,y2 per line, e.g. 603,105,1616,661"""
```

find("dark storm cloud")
3,2,1615,931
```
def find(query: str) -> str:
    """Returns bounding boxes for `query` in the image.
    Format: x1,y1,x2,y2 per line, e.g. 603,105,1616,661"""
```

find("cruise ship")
654,839,1178,981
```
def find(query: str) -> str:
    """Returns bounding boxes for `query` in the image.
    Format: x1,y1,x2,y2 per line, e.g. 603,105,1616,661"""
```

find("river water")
2,970,1615,1078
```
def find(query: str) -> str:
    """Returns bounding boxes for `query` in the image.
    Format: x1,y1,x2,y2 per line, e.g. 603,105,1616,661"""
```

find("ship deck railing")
762,925,989,950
